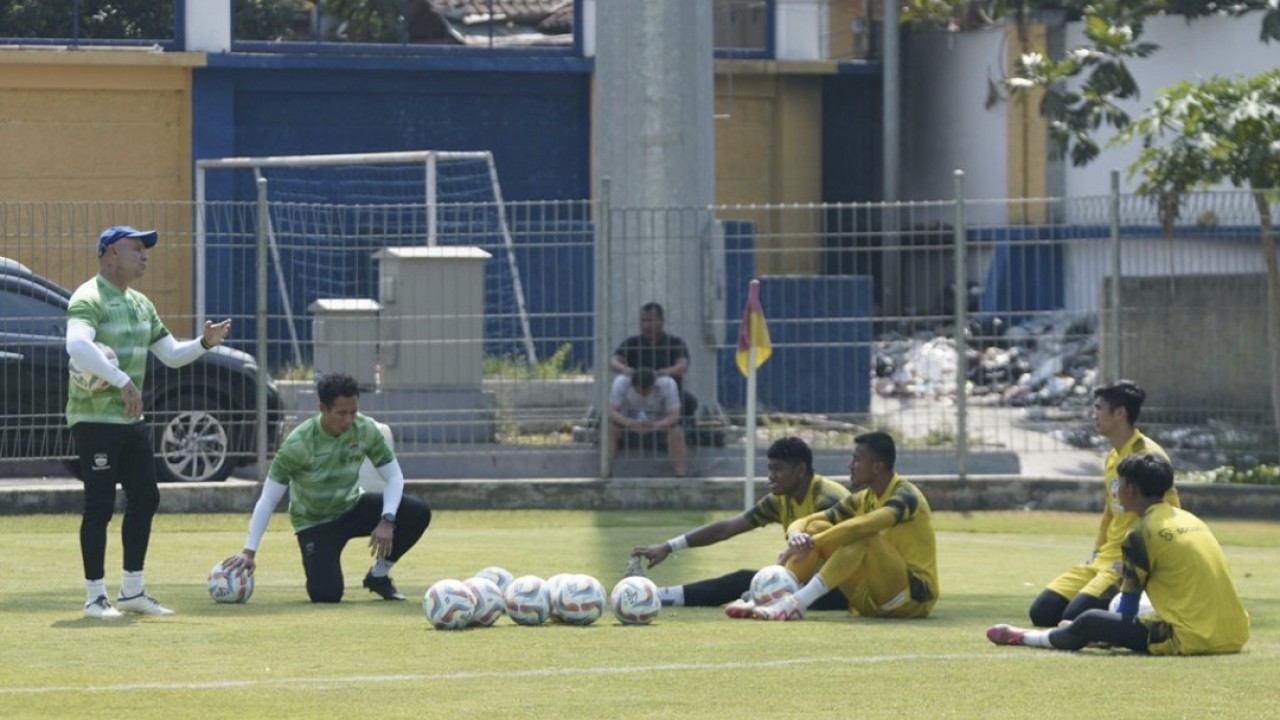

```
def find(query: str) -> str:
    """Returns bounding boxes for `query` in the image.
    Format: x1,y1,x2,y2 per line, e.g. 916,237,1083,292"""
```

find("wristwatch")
381,512,396,524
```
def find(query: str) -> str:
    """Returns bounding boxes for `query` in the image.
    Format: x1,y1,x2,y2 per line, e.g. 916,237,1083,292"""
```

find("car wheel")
153,397,235,483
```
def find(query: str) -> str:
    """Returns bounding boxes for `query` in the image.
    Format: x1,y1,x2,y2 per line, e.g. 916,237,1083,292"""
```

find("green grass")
2,510,1277,719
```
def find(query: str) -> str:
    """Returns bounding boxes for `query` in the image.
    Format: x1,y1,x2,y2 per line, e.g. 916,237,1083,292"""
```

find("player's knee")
308,587,344,603
1062,592,1108,621
1029,590,1069,627
801,519,833,535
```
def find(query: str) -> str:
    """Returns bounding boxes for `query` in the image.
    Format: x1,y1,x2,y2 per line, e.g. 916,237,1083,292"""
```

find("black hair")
631,367,657,391
766,436,814,476
1094,379,1146,424
640,301,665,319
317,372,360,408
854,431,897,471
1117,454,1174,499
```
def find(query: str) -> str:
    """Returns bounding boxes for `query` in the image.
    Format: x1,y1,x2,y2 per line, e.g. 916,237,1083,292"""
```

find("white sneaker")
117,593,175,616
84,596,123,619
752,594,805,621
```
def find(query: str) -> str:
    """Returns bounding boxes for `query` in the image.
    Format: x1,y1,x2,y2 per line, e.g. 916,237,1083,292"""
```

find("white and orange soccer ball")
749,565,799,605
207,560,255,604
503,575,552,626
423,579,476,630
463,577,506,627
555,574,607,626
610,576,661,625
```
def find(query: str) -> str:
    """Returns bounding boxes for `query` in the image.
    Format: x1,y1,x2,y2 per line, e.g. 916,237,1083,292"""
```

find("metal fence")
1,184,1276,481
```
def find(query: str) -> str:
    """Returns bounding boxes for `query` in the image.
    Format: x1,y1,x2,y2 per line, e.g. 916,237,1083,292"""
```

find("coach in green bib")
223,372,432,602
68,225,234,619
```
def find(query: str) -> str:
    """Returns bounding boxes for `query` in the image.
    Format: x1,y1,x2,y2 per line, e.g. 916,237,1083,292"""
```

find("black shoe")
363,572,405,601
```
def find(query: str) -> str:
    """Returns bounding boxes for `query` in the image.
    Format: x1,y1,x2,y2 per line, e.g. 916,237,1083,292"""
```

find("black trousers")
1049,609,1154,652
72,422,159,580
295,493,432,603
682,568,848,610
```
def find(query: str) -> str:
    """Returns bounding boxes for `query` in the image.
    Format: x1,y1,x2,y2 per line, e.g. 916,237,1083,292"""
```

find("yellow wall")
715,61,829,275
1005,24,1049,222
0,49,203,322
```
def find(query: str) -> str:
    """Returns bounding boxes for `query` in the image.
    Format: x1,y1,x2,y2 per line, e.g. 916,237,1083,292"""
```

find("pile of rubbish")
873,311,1099,407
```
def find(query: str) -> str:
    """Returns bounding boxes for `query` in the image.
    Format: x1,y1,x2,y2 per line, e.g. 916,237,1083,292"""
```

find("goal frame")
194,150,538,366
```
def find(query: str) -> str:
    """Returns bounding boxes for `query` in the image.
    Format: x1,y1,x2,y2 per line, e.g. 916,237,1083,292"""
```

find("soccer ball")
207,560,254,604
1108,591,1155,617
610,576,661,625
423,579,476,630
750,565,799,605
556,574,606,626
68,342,118,393
463,577,506,627
473,566,514,592
545,572,574,621
503,575,551,626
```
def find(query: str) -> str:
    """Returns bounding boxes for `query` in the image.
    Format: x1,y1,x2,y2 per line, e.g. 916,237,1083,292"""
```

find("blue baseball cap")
97,226,158,256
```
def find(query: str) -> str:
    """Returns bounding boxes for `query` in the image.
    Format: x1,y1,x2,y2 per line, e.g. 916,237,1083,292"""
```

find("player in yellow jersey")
741,432,939,622
629,436,850,608
1028,380,1177,627
988,454,1249,654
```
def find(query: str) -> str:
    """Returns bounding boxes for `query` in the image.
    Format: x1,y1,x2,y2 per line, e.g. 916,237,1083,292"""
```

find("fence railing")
1,185,1276,481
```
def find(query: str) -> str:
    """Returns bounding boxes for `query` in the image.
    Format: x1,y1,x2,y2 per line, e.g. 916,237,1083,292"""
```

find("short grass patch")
1,510,1276,719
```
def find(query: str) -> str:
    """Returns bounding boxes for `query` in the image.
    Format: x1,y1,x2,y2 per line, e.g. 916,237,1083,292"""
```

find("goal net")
195,150,537,369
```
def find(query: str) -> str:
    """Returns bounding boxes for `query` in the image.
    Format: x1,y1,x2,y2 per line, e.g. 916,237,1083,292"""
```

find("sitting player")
1028,380,1177,626
988,454,1250,655
629,436,849,608
738,432,939,622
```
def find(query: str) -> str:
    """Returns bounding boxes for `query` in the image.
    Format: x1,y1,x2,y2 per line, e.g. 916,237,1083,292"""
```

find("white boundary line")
0,652,1076,697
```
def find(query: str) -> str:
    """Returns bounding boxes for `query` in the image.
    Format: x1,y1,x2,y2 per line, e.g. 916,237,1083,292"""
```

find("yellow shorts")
1045,559,1120,601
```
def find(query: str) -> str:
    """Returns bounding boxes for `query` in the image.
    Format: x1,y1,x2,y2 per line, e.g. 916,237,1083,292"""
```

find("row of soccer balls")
207,561,805,629
424,568,661,630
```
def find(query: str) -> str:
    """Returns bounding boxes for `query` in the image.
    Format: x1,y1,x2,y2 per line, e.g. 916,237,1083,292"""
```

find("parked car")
0,258,282,482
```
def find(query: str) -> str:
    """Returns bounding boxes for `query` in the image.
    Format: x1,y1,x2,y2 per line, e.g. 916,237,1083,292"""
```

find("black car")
0,258,282,482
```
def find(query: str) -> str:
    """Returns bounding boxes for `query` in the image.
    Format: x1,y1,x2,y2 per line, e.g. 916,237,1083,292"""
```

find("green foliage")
484,344,585,381
1116,70,1280,228
321,0,403,42
234,0,312,42
1181,464,1280,486
998,0,1280,167
0,0,174,40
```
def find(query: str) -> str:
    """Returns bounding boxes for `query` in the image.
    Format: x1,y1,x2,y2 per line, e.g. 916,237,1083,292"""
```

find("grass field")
1,510,1277,719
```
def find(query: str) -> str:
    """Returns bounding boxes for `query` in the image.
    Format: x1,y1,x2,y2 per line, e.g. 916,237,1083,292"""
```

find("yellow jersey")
746,473,850,535
1121,502,1250,655
1096,430,1177,562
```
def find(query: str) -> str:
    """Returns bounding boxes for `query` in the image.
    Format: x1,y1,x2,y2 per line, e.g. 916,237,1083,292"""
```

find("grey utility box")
374,246,490,390
308,298,382,389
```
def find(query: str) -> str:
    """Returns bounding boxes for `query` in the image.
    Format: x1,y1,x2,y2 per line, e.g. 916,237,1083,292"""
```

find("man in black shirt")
610,302,698,419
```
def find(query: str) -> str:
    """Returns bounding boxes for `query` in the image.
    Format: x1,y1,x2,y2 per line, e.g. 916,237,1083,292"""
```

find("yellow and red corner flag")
735,279,772,377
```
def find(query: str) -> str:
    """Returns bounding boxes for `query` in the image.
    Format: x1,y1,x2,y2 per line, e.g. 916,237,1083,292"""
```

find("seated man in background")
629,436,849,608
607,368,686,477
611,301,698,420
988,454,1249,655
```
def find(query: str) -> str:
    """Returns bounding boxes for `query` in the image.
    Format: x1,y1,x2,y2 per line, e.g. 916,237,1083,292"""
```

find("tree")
999,0,1280,166
1116,70,1280,453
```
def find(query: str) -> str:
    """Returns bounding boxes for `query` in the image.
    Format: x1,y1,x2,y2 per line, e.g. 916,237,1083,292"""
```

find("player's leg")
328,494,412,600
1050,609,1151,652
296,522,348,603
666,426,687,477
113,423,172,615
1030,564,1096,627
1062,566,1119,621
73,423,122,618
676,569,755,606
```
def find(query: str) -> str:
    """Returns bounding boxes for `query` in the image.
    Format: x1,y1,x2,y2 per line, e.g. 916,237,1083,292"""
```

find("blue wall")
718,222,874,415
191,54,592,370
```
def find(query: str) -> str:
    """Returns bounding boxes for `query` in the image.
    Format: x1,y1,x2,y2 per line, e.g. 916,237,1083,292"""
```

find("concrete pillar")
593,0,718,414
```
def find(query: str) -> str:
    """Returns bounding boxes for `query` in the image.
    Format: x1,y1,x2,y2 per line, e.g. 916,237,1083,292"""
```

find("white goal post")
194,150,538,367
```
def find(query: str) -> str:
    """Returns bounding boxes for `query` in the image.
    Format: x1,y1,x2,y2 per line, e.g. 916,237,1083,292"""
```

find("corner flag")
735,279,772,377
